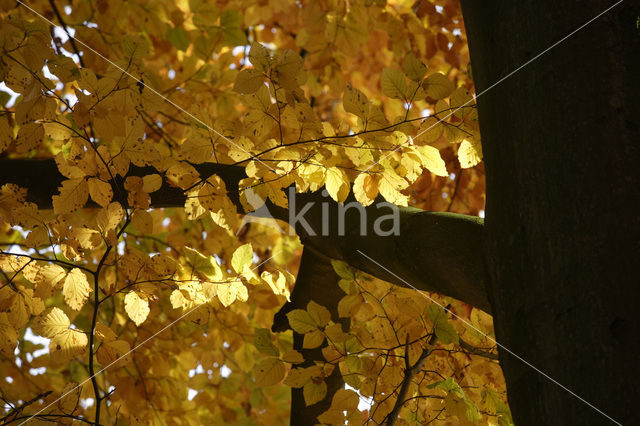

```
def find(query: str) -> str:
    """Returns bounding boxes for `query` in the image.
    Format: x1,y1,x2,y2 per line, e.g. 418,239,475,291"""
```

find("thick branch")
0,158,490,312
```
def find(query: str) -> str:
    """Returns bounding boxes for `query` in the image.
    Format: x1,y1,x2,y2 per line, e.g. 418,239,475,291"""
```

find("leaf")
416,145,448,176
325,167,350,203
96,202,124,233
253,358,286,387
96,339,131,367
402,53,428,81
343,85,369,119
281,349,304,364
303,380,327,406
142,174,162,193
458,138,483,168
87,178,113,207
233,69,265,94
33,307,69,338
231,243,253,274
353,173,378,206
303,329,325,349
254,328,279,356
426,304,459,344
307,301,331,328
286,309,317,334
52,178,89,215
50,329,87,366
131,209,153,234
58,382,81,414
217,281,247,307
184,246,223,280
380,68,407,99
423,73,454,99
124,291,150,326
62,268,91,310
249,42,271,73
168,27,190,51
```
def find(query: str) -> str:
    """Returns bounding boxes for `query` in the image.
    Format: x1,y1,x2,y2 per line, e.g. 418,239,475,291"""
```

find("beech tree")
0,0,637,425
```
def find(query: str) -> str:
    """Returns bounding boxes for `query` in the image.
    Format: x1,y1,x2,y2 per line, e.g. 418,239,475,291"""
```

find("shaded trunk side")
461,1,640,424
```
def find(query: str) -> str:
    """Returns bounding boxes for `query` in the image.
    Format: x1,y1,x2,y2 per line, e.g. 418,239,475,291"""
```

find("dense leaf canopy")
0,0,508,424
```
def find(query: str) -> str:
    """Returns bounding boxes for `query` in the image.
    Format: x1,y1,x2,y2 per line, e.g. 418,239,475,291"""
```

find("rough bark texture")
461,1,640,424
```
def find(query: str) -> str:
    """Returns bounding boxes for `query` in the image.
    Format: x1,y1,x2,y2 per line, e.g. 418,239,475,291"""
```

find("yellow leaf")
96,339,131,367
15,122,44,153
131,209,153,234
62,268,91,310
415,117,444,145
303,380,327,406
450,86,475,118
50,329,87,366
233,69,265,94
249,42,271,73
52,178,89,215
261,271,290,301
353,173,379,206
286,309,316,334
458,138,483,168
325,167,350,203
87,178,113,207
33,307,69,338
95,322,117,342
217,281,247,307
282,349,304,364
180,136,213,163
380,68,407,99
343,85,369,119
378,175,409,206
96,202,124,233
231,243,253,274
303,329,325,349
416,145,448,176
423,73,454,99
124,291,150,326
307,301,331,328
253,358,286,387
142,174,162,193
402,53,428,81
254,328,279,356
58,382,81,414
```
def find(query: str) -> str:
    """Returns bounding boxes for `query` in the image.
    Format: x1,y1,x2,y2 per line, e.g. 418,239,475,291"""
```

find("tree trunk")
461,1,640,424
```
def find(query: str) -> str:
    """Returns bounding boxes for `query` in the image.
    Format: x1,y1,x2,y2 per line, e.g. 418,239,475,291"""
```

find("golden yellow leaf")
303,380,327,406
217,281,247,307
282,349,304,364
50,329,87,366
416,145,448,177
231,243,253,274
142,174,162,193
96,201,125,234
124,291,150,326
62,268,91,310
303,329,325,349
96,339,131,367
58,382,81,414
325,167,350,203
131,209,153,234
233,69,265,94
458,138,483,168
249,42,271,73
343,85,369,119
87,178,113,207
353,173,379,206
253,358,286,387
52,178,89,215
33,307,69,338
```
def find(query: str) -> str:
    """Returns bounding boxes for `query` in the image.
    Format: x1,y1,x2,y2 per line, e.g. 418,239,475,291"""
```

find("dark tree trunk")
461,1,640,424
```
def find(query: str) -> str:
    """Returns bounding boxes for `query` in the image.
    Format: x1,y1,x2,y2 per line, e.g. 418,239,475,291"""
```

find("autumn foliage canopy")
0,0,509,424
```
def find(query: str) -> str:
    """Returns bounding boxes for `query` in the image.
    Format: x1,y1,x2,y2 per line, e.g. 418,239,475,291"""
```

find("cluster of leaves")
1,0,502,424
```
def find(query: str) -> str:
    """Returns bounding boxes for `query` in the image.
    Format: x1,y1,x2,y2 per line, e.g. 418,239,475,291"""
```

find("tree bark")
461,1,640,424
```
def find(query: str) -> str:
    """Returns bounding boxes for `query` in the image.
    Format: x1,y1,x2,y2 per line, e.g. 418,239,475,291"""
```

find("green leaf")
380,68,407,99
286,309,317,334
168,27,190,51
254,328,279,357
426,304,459,344
402,53,428,81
